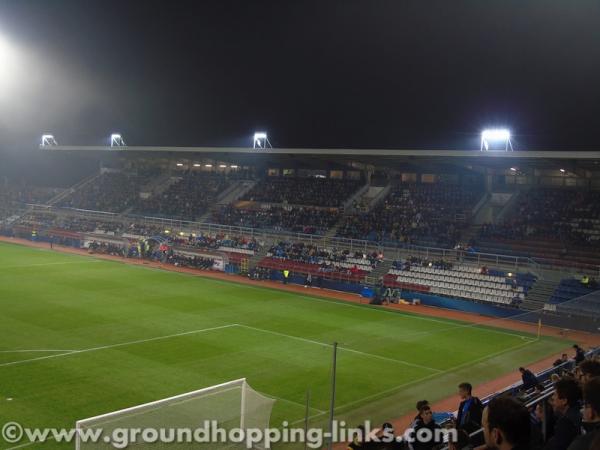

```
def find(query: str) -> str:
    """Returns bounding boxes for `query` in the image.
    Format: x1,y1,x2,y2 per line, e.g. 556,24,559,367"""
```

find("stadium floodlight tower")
481,128,513,151
253,131,272,149
40,134,58,147
110,133,126,147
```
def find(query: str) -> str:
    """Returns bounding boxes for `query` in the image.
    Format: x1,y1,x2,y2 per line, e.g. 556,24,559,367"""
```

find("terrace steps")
521,279,559,311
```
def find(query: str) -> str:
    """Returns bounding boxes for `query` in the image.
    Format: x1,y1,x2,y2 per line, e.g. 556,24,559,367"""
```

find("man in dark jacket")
520,367,540,390
456,382,484,434
568,377,600,450
483,396,531,450
573,345,586,365
545,377,582,450
412,405,442,450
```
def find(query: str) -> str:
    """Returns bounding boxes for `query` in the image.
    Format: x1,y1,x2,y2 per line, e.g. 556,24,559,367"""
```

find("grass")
0,242,570,448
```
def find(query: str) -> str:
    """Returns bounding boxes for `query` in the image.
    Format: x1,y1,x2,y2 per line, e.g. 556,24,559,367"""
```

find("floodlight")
205,164,213,168
510,167,517,172
253,131,271,149
41,134,57,146
176,163,184,167
219,164,227,168
193,163,201,167
560,168,566,173
110,133,126,147
481,128,513,151
230,165,239,169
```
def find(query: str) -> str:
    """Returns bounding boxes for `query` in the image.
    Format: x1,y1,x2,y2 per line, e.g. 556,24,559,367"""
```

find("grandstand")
2,146,600,450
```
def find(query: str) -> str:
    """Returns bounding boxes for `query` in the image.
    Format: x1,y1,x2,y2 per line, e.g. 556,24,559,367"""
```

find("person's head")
579,359,600,383
416,400,429,411
561,353,568,361
518,367,525,374
550,373,561,383
458,382,473,399
573,344,580,350
551,377,582,415
419,405,433,424
483,397,530,450
583,377,600,423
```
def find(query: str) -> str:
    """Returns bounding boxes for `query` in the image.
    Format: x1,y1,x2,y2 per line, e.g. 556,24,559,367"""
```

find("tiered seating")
557,290,600,316
241,177,362,207
212,205,340,235
134,173,231,220
475,188,600,267
257,242,379,282
385,262,529,305
61,172,145,212
337,182,481,248
549,279,597,304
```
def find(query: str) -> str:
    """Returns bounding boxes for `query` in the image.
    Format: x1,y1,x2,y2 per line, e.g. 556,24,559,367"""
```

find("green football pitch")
0,242,569,448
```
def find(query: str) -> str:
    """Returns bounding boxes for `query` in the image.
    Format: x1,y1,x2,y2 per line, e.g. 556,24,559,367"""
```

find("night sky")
1,0,599,155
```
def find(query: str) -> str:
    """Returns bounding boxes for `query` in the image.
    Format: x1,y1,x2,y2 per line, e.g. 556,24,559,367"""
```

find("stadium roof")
42,145,600,160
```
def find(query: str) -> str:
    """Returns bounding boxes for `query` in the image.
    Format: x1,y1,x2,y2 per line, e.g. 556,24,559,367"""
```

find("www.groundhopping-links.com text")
2,420,457,449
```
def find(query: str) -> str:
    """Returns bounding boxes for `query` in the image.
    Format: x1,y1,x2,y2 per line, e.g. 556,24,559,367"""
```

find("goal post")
75,378,276,449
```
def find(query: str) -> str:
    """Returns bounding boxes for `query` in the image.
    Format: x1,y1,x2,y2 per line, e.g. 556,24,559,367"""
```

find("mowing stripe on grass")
0,349,77,353
236,324,442,373
0,260,102,269
0,324,237,368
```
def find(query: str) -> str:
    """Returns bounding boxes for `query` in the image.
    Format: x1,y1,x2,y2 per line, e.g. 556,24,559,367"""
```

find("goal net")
76,378,276,449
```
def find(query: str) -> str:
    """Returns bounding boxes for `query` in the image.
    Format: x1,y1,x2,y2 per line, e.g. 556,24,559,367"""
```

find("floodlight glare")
204,164,213,168
230,165,239,169
176,163,184,167
481,128,513,151
560,168,566,173
193,163,201,167
510,167,517,172
219,164,227,168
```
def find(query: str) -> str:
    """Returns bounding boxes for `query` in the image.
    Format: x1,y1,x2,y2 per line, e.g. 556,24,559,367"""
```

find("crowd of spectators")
241,177,363,207
211,205,340,234
134,172,231,220
337,183,480,248
479,189,600,248
347,349,600,450
60,172,144,212
392,256,454,271
268,241,381,268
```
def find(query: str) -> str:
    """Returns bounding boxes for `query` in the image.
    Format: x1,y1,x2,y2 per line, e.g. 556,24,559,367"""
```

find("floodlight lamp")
481,128,512,151
110,133,126,147
41,134,57,146
510,167,517,172
560,168,566,173
253,131,271,149
219,164,227,168
205,164,213,168
176,163,184,167
230,165,239,169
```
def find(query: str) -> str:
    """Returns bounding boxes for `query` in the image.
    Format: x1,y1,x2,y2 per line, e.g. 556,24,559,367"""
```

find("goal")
75,378,276,449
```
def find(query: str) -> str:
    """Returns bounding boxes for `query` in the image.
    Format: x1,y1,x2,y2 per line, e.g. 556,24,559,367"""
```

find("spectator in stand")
411,404,442,450
568,377,600,450
554,354,569,367
545,377,582,450
573,345,586,366
578,359,600,384
456,382,484,435
520,367,540,390
482,396,531,450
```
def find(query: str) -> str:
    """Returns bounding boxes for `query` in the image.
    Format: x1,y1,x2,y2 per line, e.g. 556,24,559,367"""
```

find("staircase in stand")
521,279,559,311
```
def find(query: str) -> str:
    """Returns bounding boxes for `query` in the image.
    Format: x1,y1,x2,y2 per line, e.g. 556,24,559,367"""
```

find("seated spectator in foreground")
568,377,600,450
482,396,531,450
520,367,540,390
545,377,582,450
554,354,569,367
456,382,483,434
